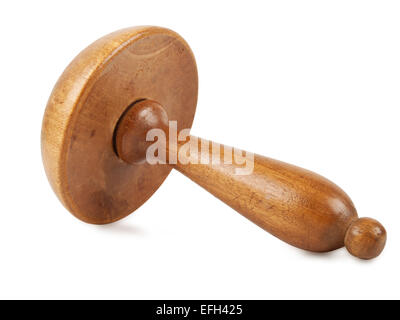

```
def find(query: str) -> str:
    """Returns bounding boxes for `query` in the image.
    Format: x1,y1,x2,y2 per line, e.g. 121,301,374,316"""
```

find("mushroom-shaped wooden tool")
42,26,386,259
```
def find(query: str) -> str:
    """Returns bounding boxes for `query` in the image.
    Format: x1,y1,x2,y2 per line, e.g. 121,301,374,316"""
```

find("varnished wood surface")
41,26,198,223
345,218,386,259
115,100,386,258
43,26,386,259
174,142,358,252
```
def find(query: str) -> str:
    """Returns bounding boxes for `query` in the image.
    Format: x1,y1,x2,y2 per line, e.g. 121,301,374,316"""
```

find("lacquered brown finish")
345,218,387,259
42,26,387,259
115,100,169,164
115,101,364,253
42,26,198,224
175,144,358,252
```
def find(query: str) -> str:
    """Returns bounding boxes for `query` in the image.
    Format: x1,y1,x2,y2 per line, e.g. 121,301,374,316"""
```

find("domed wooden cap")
41,26,198,224
345,217,387,259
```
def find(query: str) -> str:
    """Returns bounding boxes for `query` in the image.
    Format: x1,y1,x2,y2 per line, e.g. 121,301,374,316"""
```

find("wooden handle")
175,140,357,252
174,141,387,257
115,100,387,259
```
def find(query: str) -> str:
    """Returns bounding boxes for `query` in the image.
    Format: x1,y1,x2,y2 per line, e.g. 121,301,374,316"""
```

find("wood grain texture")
43,26,387,259
116,102,358,252
345,218,387,259
115,101,387,257
174,142,358,252
42,26,198,223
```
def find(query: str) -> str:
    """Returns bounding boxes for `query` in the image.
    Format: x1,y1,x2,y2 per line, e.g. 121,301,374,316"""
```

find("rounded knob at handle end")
344,217,387,260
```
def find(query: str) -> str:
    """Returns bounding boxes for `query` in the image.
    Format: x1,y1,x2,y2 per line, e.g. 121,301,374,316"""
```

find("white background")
0,1,399,299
